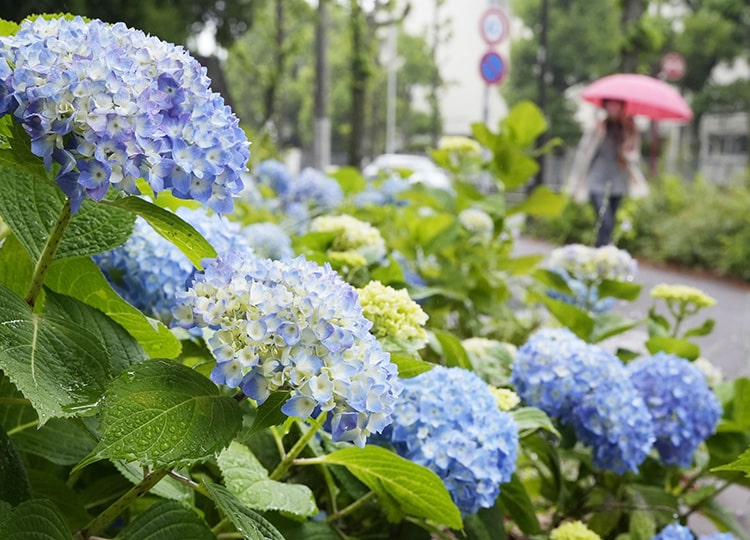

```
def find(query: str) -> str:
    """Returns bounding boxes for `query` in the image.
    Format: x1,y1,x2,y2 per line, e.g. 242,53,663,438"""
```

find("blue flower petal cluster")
0,16,249,213
241,222,294,260
511,328,654,473
627,352,722,467
381,366,518,515
287,167,344,212
172,252,402,447
653,524,695,540
254,159,292,198
545,271,616,314
94,206,252,323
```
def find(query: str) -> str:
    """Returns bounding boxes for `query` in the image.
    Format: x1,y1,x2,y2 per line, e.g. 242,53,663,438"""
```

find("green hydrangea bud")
650,284,716,308
550,520,602,540
357,280,428,347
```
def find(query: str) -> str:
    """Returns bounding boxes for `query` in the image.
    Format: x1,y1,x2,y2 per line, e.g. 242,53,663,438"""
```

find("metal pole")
313,0,331,170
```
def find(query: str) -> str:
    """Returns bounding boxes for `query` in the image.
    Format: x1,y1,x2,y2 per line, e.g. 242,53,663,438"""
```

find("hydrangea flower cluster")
489,387,520,411
286,167,344,213
0,16,249,213
651,523,735,540
462,337,515,387
438,135,482,155
627,352,722,467
381,366,518,515
309,214,387,266
356,280,428,348
241,222,294,260
172,252,402,447
253,159,292,198
511,328,654,473
354,176,410,207
549,520,602,540
458,208,494,242
94,206,252,323
650,284,716,309
544,244,637,314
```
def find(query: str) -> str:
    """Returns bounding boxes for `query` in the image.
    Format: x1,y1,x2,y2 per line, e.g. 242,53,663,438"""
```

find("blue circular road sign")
479,51,507,85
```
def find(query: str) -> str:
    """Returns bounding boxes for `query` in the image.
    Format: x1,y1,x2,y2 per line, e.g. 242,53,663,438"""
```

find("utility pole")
313,0,331,170
385,23,397,154
530,0,548,192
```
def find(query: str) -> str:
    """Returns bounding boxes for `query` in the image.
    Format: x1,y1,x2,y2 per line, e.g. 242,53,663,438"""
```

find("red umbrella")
582,73,692,121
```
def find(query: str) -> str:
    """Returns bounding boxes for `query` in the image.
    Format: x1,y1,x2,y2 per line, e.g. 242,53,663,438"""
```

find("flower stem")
25,197,73,308
77,467,168,539
269,411,327,481
325,492,376,523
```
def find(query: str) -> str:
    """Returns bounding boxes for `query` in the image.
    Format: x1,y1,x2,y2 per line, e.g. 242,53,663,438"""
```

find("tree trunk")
261,0,286,128
347,0,368,168
313,0,331,170
619,0,645,73
428,0,442,148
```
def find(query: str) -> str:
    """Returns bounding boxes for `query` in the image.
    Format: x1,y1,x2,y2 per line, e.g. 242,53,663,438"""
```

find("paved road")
512,236,750,536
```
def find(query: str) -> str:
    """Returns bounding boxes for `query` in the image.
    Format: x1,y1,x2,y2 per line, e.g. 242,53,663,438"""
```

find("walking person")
565,98,649,247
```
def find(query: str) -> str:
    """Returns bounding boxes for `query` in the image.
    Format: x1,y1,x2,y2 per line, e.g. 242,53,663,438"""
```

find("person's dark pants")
590,193,623,247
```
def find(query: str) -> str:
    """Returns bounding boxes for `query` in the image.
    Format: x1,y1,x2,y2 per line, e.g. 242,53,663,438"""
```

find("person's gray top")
587,130,628,196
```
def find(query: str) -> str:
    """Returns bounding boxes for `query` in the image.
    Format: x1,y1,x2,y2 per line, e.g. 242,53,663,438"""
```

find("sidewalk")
513,236,750,536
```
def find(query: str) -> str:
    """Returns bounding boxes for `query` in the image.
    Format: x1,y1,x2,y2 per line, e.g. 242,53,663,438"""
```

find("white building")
401,0,512,136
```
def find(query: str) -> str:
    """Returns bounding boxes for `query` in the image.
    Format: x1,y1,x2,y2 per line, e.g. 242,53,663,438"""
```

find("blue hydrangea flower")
94,206,252,323
545,271,616,314
700,535,737,540
381,366,518,515
653,523,695,540
570,379,654,473
512,328,654,473
253,159,292,198
172,252,402,447
0,16,249,212
287,167,343,212
241,222,294,260
627,352,722,467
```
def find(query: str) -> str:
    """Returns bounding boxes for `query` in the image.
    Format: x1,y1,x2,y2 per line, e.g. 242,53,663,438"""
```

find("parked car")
362,153,452,191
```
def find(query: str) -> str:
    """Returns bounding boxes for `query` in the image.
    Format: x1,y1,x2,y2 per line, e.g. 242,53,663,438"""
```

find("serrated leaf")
45,257,181,359
0,425,32,506
246,391,291,438
0,499,70,540
320,446,463,530
432,330,472,370
0,164,135,261
590,313,640,344
388,352,433,378
598,278,642,301
540,295,594,340
217,441,317,517
0,283,112,424
109,197,215,269
26,469,90,530
0,234,33,296
0,374,37,434
205,483,286,540
496,473,541,535
267,515,341,540
44,289,146,374
712,446,750,478
115,500,213,540
512,407,561,439
12,418,96,466
77,360,242,470
645,336,699,360
114,461,194,504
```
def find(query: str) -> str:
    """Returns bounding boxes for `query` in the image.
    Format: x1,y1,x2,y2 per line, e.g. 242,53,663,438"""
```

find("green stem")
167,470,210,498
681,479,733,519
25,197,73,308
325,492,376,523
6,419,37,436
403,516,453,540
77,467,168,539
211,516,231,535
269,411,327,481
0,397,32,406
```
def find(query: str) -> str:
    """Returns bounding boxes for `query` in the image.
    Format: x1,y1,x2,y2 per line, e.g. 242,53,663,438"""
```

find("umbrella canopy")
582,73,692,121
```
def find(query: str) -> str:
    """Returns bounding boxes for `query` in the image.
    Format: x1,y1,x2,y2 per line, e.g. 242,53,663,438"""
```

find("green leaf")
12,418,97,466
509,185,565,218
0,283,112,424
597,278,642,301
328,166,366,194
0,164,135,261
532,268,574,295
496,473,541,535
108,197,216,269
627,489,655,540
0,425,32,506
246,391,292,438
540,296,594,340
503,254,544,276
114,461,194,504
320,446,463,530
645,336,700,360
432,330,472,370
26,469,91,530
501,100,547,149
683,318,715,338
45,257,181,359
115,500,213,540
389,353,433,378
44,289,146,374
712,446,750,478
512,407,561,439
76,359,242,470
267,515,341,540
0,234,33,296
463,500,507,540
590,313,640,343
205,483,286,540
0,374,37,434
217,441,317,517
471,123,496,150
732,378,750,429
0,499,70,540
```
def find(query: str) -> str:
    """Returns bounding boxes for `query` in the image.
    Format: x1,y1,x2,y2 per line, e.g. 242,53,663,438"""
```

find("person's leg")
590,192,610,247
595,195,623,246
